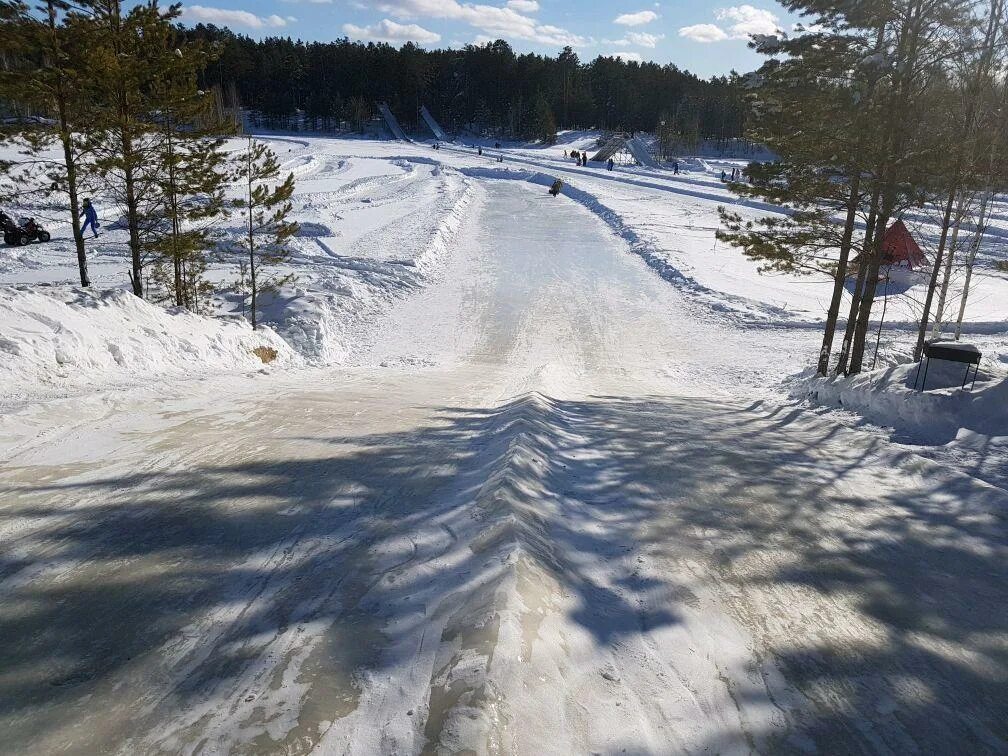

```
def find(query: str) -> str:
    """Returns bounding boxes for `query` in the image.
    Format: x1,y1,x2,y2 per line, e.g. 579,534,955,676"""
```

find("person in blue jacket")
80,198,99,238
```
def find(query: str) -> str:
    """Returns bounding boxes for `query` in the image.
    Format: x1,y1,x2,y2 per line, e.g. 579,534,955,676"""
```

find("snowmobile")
21,218,51,244
4,217,51,246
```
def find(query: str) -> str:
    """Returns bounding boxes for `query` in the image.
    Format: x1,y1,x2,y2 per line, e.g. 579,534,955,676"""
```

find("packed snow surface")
0,133,1006,754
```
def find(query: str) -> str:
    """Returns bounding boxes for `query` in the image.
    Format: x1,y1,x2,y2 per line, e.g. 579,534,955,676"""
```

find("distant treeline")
181,25,748,143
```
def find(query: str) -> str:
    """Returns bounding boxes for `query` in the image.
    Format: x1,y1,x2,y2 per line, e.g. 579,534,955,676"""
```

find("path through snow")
1,182,1006,754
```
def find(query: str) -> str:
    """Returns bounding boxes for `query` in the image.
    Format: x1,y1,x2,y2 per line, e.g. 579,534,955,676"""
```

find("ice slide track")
1,183,1007,754
378,102,410,142
420,104,448,142
625,137,663,170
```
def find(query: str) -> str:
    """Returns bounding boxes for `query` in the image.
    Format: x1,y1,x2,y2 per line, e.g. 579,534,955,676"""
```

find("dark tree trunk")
817,172,861,376
913,185,957,360
849,193,896,374
836,187,879,375
47,0,89,287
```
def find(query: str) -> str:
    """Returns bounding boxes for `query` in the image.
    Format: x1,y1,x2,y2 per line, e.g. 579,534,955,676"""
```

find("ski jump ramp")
420,105,448,141
378,102,409,141
625,137,663,169
591,135,626,162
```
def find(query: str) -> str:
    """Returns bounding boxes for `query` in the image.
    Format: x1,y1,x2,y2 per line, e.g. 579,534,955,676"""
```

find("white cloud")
375,0,587,46
343,18,442,43
603,31,663,48
678,23,728,42
605,51,644,62
716,4,780,37
182,5,290,28
614,10,658,26
678,5,779,43
506,0,538,11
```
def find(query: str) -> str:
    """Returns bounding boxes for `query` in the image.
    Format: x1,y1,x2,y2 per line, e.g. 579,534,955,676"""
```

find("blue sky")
179,1,797,78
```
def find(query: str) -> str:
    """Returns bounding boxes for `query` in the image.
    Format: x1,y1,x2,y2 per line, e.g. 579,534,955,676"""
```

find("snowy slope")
0,285,297,403
1,178,1005,754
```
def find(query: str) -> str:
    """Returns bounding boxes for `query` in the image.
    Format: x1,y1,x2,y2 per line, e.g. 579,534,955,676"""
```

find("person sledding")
80,198,100,238
548,178,563,197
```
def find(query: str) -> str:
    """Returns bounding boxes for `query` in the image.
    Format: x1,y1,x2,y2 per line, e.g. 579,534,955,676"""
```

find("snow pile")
678,157,713,173
795,362,1006,441
0,285,299,401
794,361,1008,489
413,173,475,274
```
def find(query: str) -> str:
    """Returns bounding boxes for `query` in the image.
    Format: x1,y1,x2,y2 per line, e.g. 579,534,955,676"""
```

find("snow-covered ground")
1,132,1006,753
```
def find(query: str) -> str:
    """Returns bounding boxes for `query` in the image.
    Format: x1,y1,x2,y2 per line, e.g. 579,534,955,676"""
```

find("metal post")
872,266,891,371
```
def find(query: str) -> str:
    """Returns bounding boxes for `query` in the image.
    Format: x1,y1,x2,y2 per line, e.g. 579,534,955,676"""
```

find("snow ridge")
258,169,476,365
424,392,569,753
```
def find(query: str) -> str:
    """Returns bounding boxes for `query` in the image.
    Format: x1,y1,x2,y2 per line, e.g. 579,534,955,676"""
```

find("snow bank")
793,361,1008,490
0,285,298,401
794,362,1006,441
259,173,476,364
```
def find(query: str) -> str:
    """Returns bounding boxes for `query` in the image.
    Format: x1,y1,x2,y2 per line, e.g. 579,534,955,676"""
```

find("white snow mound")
795,361,1007,443
0,285,299,400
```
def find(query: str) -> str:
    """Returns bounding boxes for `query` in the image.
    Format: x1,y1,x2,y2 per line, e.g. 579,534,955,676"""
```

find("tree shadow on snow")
0,392,1005,753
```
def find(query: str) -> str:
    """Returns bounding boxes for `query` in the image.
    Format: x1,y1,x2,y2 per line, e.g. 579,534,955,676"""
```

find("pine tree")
146,37,232,310
532,92,557,145
80,0,204,297
0,0,97,287
717,22,878,376
844,0,970,375
724,0,974,376
233,137,297,330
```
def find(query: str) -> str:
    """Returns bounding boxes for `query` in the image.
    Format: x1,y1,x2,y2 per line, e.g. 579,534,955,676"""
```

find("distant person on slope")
549,178,563,197
607,158,614,171
80,198,100,238
478,146,483,156
581,151,588,166
673,161,679,174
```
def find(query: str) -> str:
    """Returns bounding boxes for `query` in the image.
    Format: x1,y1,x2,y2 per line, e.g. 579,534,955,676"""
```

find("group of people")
563,149,590,167
720,167,744,182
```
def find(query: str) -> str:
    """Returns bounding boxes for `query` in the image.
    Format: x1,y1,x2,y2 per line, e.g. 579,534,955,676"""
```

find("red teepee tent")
880,219,925,269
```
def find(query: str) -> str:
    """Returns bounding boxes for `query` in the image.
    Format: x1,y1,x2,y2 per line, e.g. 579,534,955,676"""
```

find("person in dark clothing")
673,161,679,174
478,146,483,156
607,158,614,171
720,170,727,181
549,178,563,196
564,150,568,158
581,151,588,166
80,198,99,237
